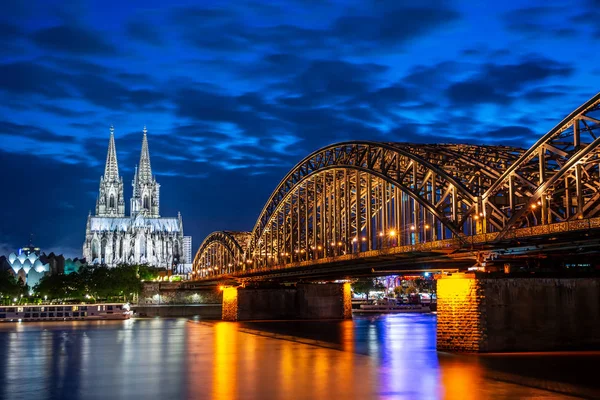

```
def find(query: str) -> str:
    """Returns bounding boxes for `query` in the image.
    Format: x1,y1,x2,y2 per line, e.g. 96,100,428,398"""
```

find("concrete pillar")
436,273,600,352
222,287,239,321
436,273,485,352
221,283,352,321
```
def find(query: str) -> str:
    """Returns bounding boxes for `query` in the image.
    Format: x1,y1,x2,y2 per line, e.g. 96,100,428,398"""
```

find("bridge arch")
243,142,521,270
192,231,249,278
191,92,600,278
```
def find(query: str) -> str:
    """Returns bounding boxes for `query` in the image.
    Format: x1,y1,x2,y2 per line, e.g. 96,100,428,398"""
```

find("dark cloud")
484,126,536,145
503,6,577,38
0,22,21,39
446,82,508,105
351,85,411,114
173,2,459,55
0,121,75,144
284,60,387,102
37,104,90,118
31,25,117,54
446,58,573,105
0,62,69,97
42,56,111,75
332,7,459,46
0,60,166,109
126,21,163,46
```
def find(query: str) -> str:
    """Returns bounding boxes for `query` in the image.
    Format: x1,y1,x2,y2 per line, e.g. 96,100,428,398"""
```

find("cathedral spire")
138,126,153,183
131,126,160,218
104,125,120,181
96,125,125,217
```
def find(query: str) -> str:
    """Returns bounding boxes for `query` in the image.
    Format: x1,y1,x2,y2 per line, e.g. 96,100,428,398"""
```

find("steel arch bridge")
192,92,600,281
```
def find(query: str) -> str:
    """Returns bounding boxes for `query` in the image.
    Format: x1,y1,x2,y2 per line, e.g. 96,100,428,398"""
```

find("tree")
0,270,26,301
138,264,165,281
33,264,150,302
352,278,384,300
111,265,143,302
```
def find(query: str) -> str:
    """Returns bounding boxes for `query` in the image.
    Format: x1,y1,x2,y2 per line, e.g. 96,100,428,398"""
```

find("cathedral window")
109,195,115,209
91,240,100,261
143,195,149,210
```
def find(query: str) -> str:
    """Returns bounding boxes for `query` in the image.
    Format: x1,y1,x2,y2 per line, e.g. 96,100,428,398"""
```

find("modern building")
183,236,192,264
1,241,50,288
178,236,193,274
83,126,185,268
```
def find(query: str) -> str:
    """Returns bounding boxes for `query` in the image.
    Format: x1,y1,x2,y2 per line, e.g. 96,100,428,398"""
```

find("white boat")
0,303,132,322
354,298,431,314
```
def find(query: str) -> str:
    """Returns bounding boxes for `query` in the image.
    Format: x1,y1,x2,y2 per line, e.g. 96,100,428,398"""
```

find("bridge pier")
222,283,352,321
436,273,600,352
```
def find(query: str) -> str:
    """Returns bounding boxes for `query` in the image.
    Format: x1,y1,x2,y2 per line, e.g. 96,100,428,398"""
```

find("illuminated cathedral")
83,126,185,268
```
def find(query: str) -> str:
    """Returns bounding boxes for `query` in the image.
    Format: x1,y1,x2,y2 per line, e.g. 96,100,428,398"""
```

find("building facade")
83,126,185,268
183,236,192,268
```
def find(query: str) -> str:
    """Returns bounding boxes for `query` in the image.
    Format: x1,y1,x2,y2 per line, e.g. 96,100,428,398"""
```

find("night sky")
0,0,598,258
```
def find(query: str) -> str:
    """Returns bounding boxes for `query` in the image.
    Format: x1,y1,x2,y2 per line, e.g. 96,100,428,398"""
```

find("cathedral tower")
96,126,125,217
131,126,160,217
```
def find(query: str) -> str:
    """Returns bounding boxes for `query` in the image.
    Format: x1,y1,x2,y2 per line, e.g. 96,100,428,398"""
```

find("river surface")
0,314,597,399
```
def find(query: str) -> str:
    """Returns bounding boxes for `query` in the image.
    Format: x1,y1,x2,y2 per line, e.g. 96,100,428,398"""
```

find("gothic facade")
83,126,185,268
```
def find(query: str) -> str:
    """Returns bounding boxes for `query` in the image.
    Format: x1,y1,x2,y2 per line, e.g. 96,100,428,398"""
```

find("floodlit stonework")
83,126,185,268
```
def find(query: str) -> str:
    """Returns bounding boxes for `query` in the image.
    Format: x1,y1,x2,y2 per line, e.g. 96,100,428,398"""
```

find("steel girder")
483,92,600,240
243,142,514,267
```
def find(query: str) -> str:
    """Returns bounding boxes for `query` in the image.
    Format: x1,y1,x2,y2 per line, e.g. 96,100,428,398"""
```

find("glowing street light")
389,230,396,237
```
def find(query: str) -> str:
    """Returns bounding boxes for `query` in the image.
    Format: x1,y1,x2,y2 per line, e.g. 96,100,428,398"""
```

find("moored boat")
0,303,132,322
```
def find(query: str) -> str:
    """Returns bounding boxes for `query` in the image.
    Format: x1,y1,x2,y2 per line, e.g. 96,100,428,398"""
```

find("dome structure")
6,250,50,288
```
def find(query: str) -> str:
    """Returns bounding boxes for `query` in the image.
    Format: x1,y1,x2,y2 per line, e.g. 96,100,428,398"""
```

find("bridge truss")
192,92,600,280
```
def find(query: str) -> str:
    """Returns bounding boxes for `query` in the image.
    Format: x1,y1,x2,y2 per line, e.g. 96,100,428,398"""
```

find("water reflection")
0,317,593,399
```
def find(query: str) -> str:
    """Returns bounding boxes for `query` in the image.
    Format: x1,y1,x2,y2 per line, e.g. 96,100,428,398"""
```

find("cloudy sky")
0,0,598,258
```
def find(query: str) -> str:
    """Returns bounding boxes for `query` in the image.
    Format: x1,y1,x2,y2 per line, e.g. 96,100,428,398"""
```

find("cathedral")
83,126,185,268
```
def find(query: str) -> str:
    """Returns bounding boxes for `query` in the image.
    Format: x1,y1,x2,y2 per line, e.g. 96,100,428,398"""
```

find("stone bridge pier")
436,273,600,352
221,282,352,321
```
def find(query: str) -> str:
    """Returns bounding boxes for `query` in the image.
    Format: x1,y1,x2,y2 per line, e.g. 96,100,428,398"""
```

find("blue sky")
0,0,598,258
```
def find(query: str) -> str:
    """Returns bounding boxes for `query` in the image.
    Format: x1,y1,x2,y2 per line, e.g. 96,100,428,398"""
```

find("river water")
0,315,597,399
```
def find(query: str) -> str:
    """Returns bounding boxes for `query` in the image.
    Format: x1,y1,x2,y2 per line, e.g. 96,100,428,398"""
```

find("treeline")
0,270,28,299
9,264,165,303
